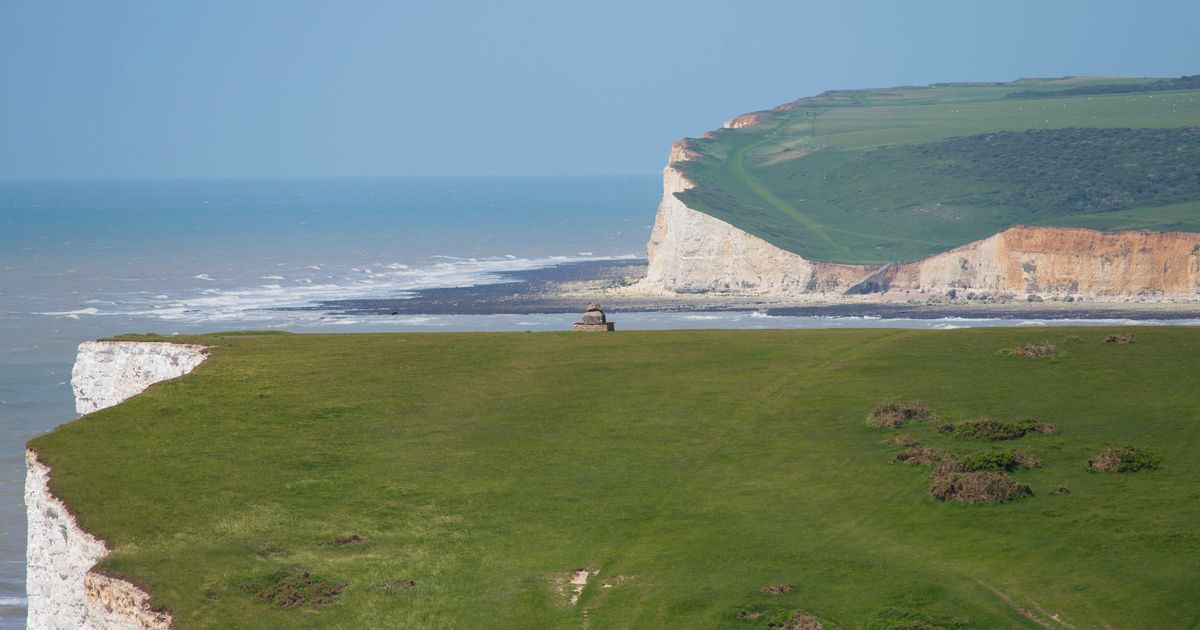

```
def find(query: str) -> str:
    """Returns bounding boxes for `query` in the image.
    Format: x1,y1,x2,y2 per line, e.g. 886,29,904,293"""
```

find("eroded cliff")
27,340,207,629
639,141,874,295
637,138,1200,299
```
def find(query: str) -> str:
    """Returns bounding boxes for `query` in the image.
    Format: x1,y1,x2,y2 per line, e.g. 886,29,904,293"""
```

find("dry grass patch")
1088,446,1160,472
895,447,946,466
884,433,919,447
1011,342,1060,358
760,584,794,596
929,471,1033,503
770,609,825,629
871,400,933,428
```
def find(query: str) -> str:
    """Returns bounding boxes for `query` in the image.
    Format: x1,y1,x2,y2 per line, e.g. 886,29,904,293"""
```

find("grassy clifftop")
30,329,1200,628
677,76,1200,264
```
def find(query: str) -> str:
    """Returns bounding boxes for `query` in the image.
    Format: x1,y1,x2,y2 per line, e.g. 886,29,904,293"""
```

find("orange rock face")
880,226,1200,296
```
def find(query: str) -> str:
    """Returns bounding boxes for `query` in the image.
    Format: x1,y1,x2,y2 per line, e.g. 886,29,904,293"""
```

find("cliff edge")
636,138,1200,300
639,140,874,295
26,341,207,629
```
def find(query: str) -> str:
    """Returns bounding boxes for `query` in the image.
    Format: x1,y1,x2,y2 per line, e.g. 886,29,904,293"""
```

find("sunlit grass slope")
676,76,1200,264
30,329,1200,628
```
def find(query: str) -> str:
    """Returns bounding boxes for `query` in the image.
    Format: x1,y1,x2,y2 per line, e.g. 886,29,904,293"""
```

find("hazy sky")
2,0,1198,179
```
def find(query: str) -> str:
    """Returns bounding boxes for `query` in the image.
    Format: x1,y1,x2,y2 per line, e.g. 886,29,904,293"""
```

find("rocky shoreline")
301,259,1200,320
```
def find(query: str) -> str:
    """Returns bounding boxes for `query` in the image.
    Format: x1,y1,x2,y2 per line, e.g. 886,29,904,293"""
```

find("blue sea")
3,176,1198,625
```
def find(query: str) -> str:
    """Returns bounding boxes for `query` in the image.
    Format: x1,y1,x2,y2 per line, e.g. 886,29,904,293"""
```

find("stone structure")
572,302,615,332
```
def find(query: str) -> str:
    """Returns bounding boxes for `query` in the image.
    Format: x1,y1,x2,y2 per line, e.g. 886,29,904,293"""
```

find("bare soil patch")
241,567,347,608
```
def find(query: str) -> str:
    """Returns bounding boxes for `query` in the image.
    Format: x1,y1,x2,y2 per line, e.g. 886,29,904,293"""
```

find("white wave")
261,275,285,280
88,253,640,325
39,307,100,319
0,596,26,607
194,273,214,281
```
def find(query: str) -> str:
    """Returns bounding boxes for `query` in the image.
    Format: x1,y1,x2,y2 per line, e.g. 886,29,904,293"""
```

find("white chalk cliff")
72,341,208,415
637,134,1200,299
27,341,207,629
639,141,872,295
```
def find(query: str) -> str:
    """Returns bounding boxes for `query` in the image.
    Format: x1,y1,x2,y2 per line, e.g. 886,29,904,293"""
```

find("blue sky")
2,0,1198,179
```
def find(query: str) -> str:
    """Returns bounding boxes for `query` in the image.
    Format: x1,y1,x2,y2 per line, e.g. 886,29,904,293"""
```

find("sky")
2,0,1198,179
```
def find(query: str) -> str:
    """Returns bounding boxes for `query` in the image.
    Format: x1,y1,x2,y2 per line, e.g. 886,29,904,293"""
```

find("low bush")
929,471,1033,503
760,584,793,596
871,400,932,428
959,449,1041,472
943,418,1056,440
1012,342,1059,358
767,609,825,629
895,447,946,466
1105,334,1134,345
932,449,1042,477
1088,446,1160,472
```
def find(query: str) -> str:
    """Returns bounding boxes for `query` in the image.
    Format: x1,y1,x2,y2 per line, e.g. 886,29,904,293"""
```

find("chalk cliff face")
639,141,873,295
73,341,208,415
639,139,1200,299
27,341,207,629
875,226,1200,296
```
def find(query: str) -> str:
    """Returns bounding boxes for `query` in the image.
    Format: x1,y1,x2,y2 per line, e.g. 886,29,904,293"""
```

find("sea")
2,176,1198,625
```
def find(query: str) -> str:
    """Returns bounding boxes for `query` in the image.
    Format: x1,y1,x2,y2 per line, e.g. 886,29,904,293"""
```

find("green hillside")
676,76,1200,264
30,329,1200,628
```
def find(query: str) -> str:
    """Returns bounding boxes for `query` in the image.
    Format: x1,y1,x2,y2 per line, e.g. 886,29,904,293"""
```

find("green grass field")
30,329,1200,628
676,77,1200,264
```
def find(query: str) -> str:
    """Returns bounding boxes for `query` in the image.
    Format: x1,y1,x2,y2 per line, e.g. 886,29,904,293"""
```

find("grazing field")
676,77,1200,264
30,328,1200,628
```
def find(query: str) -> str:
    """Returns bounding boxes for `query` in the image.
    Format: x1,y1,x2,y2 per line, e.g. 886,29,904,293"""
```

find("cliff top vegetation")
676,76,1200,264
28,327,1200,627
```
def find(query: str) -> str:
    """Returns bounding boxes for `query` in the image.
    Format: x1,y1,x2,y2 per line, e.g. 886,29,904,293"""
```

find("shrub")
1088,446,1160,472
944,418,1055,440
961,449,1040,472
885,434,919,447
1105,334,1134,344
872,400,932,428
760,584,793,596
768,609,825,629
1012,342,1059,358
929,471,1033,503
895,447,946,466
